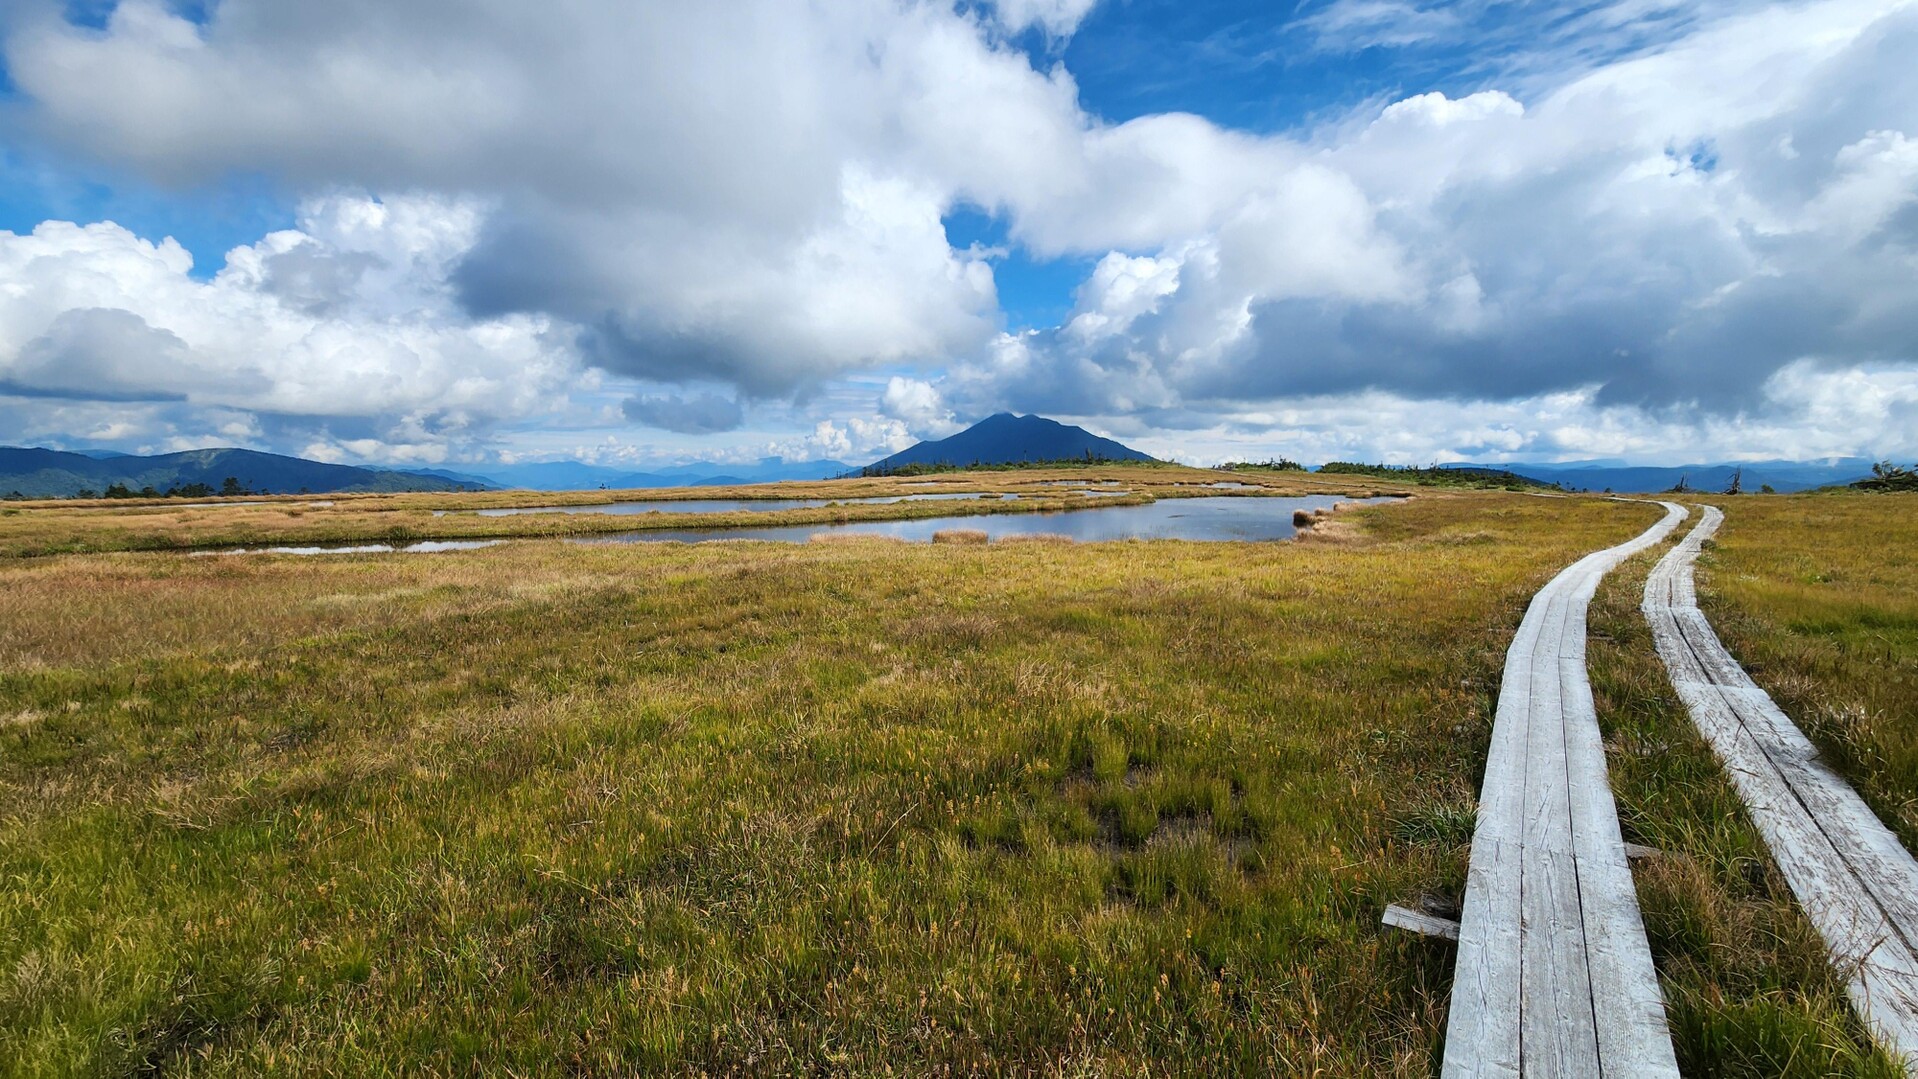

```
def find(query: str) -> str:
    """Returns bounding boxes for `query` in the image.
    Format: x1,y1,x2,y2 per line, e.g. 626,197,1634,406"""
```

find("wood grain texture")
1443,501,1687,1077
1645,505,1918,1073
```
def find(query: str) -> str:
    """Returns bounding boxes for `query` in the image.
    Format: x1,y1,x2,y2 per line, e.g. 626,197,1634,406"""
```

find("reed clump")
806,532,907,546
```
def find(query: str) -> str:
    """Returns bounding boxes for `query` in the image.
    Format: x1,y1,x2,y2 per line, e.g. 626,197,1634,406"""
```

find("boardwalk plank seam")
1644,505,1918,1073
1443,501,1687,1077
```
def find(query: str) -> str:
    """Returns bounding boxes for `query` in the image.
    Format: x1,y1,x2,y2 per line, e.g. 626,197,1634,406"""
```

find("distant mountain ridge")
415,457,853,491
1445,457,1876,493
862,413,1156,473
2,447,861,498
0,447,481,499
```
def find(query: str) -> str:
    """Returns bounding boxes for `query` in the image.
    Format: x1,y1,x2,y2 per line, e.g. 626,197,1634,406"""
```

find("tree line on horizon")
2,477,279,502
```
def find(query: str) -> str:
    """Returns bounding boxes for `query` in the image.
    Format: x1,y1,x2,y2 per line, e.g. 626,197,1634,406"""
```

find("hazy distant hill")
863,414,1156,473
416,457,853,491
418,461,667,491
0,447,481,499
1446,457,1876,493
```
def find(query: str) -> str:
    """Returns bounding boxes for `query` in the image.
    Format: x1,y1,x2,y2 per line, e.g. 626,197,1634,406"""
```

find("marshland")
0,471,1912,1075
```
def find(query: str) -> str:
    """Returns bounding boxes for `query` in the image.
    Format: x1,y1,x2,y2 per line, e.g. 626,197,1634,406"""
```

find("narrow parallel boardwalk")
1444,501,1687,1078
1645,506,1918,1072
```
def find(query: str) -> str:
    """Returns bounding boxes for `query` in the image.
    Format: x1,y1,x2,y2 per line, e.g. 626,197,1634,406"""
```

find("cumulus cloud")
7,308,214,401
622,392,747,435
879,376,962,437
5,0,1024,396
1112,359,1918,468
0,194,573,457
2,0,1916,465
778,417,916,462
927,0,1918,452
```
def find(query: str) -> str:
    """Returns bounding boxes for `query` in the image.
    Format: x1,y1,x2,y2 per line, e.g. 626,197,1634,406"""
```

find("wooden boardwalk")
1443,501,1687,1078
1645,506,1918,1072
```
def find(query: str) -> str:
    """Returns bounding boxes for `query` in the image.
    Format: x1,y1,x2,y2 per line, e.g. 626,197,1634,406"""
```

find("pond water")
437,492,1018,517
576,495,1393,545
192,539,503,557
179,495,1401,556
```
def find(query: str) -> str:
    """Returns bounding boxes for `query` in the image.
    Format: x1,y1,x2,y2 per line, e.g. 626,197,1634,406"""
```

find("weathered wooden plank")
1561,653,1676,1076
1445,837,1523,1079
1520,637,1602,1076
1644,505,1918,1073
1444,500,1686,1077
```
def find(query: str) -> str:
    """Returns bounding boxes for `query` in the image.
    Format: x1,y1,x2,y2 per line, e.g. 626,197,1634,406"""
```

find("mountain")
862,414,1156,473
408,467,504,489
452,461,669,491
1445,457,1877,493
439,457,853,491
0,447,483,499
649,458,854,484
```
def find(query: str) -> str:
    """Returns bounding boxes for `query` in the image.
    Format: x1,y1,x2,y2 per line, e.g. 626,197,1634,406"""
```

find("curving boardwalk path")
1443,501,1688,1078
1645,506,1918,1072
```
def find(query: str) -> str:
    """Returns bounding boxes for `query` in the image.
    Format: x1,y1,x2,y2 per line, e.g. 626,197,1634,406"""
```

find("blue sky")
2,0,1915,469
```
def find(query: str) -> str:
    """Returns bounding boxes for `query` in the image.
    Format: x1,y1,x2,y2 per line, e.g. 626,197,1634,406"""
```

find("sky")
2,0,1916,470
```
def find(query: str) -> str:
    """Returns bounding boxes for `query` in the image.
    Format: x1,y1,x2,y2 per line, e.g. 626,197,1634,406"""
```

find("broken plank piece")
1385,904,1462,941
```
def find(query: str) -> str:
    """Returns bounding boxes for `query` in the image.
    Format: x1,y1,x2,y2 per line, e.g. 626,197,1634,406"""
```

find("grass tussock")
930,528,990,545
997,533,1076,546
1297,520,1362,545
805,532,907,546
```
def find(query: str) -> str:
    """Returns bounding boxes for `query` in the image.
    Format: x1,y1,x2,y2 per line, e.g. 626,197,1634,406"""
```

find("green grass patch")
5,490,1901,1072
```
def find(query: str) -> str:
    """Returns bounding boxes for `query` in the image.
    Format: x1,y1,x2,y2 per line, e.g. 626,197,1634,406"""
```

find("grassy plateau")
0,477,1911,1075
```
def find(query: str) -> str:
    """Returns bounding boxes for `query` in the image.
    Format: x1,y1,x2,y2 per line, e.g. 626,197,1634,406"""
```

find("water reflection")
436,492,1017,517
192,540,503,557
577,495,1393,545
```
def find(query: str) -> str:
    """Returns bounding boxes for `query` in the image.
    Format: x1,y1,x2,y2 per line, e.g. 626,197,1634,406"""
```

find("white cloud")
1067,253,1181,342
879,375,962,437
1302,0,1465,50
778,417,915,462
986,0,1101,37
2,0,1916,467
1119,364,1918,467
5,1,1031,395
0,194,573,457
936,0,1918,443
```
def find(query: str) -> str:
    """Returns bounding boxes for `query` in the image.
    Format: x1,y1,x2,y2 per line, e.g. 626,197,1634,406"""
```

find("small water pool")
192,540,504,557
436,492,1017,517
182,495,1400,556
576,495,1393,545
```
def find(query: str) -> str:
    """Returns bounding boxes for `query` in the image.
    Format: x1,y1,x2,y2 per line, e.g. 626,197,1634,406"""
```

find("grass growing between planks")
1684,492,1918,853
1586,555,1905,1077
0,491,1757,1074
